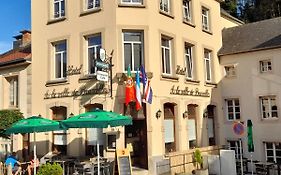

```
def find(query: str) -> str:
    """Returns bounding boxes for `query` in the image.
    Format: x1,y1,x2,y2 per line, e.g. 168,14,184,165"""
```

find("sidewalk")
132,166,149,175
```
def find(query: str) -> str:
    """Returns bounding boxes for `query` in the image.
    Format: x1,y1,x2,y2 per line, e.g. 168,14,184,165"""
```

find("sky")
0,0,31,54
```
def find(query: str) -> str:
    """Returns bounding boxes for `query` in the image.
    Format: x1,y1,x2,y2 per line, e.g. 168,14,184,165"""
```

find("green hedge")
37,163,63,175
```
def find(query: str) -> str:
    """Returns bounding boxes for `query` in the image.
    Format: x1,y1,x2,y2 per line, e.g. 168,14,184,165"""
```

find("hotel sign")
170,85,210,97
44,83,108,99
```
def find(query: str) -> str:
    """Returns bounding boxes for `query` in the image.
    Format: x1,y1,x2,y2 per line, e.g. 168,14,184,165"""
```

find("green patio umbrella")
61,109,132,175
5,116,65,175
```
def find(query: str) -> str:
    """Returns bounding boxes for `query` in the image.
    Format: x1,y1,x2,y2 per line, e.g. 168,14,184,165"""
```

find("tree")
0,110,23,138
221,0,239,18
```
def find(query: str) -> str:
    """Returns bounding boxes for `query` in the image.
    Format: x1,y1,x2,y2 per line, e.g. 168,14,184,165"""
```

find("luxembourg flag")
140,66,153,104
135,70,142,111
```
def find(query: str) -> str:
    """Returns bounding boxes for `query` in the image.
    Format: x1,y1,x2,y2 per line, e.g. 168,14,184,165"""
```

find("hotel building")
31,0,240,173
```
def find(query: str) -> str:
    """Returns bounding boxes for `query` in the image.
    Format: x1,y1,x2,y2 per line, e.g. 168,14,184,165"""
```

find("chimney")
13,30,31,49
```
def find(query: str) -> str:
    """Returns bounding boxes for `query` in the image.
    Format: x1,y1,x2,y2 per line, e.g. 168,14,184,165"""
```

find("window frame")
121,0,143,5
260,59,272,73
122,31,144,72
8,76,19,108
225,98,241,121
185,43,193,79
86,34,102,75
265,142,281,163
260,96,278,119
224,65,236,78
183,0,192,22
53,40,67,80
54,0,65,19
202,7,210,31
160,0,171,14
227,140,243,159
85,0,101,10
161,36,173,76
204,49,212,82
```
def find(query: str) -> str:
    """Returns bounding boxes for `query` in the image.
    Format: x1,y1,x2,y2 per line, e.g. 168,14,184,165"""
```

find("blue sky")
0,0,31,54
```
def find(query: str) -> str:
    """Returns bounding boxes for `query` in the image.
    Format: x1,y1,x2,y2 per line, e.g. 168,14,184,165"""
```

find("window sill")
204,82,217,87
159,10,174,19
47,17,67,25
185,79,200,84
8,106,19,110
45,79,68,87
261,117,279,122
183,20,195,28
225,75,237,79
202,29,213,35
78,74,97,82
80,8,102,17
161,74,179,81
118,4,145,8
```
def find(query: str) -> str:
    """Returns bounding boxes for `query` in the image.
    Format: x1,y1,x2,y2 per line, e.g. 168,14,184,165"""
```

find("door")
125,102,148,169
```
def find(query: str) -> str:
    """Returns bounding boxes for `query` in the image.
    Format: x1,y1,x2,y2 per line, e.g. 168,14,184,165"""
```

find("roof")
219,16,281,56
0,43,31,65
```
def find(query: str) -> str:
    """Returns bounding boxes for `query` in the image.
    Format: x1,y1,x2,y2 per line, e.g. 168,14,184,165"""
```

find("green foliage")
0,110,23,138
194,149,203,170
37,163,63,175
221,0,238,17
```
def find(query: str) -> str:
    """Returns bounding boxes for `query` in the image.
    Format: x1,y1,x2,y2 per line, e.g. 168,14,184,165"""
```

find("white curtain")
188,119,196,141
208,118,214,138
87,128,105,145
164,119,174,143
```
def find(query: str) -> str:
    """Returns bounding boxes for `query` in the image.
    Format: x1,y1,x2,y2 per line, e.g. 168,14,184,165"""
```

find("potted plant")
193,149,208,175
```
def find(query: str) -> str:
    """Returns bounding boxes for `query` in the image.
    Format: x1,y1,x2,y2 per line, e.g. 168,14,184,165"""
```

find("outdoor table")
255,162,274,175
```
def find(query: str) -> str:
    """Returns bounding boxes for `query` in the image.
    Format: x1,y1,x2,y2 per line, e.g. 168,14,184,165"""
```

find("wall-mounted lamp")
156,110,162,119
203,111,208,118
69,113,74,118
183,110,189,119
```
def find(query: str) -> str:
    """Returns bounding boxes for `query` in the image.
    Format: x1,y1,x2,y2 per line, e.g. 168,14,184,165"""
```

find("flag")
140,65,153,104
125,65,135,106
135,70,142,111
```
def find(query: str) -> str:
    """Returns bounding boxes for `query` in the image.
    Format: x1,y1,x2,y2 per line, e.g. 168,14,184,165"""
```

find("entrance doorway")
125,103,148,169
207,105,216,146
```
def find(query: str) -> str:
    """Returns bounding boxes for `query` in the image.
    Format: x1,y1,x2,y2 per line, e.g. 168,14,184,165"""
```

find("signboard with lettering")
96,61,109,69
116,149,132,175
170,85,210,97
97,71,109,82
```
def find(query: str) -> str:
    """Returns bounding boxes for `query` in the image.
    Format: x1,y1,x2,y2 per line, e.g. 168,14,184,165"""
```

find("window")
161,37,172,75
224,65,236,77
51,106,67,155
164,103,176,153
123,31,143,72
260,96,278,119
183,0,191,22
260,60,272,73
54,0,65,18
86,34,101,75
204,49,212,82
107,133,117,150
185,44,193,79
9,76,18,107
202,7,210,31
160,0,170,13
187,104,197,148
265,142,281,163
86,0,100,10
121,0,143,5
54,41,67,79
226,99,240,120
227,140,243,159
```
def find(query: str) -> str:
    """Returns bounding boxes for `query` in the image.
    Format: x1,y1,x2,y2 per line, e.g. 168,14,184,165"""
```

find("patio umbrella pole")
34,132,37,175
97,141,100,175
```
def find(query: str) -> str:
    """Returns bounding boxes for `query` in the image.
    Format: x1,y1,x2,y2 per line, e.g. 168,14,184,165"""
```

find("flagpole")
239,139,243,175
251,153,253,175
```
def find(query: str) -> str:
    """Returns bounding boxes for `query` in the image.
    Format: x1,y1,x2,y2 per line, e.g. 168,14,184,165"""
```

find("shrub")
194,149,203,170
37,163,63,175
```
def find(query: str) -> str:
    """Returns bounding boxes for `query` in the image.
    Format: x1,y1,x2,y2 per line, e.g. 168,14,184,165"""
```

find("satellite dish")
100,48,106,62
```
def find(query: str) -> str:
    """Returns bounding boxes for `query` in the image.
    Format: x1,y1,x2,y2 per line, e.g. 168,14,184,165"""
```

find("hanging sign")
96,61,109,69
97,71,109,82
233,122,245,136
100,48,106,62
